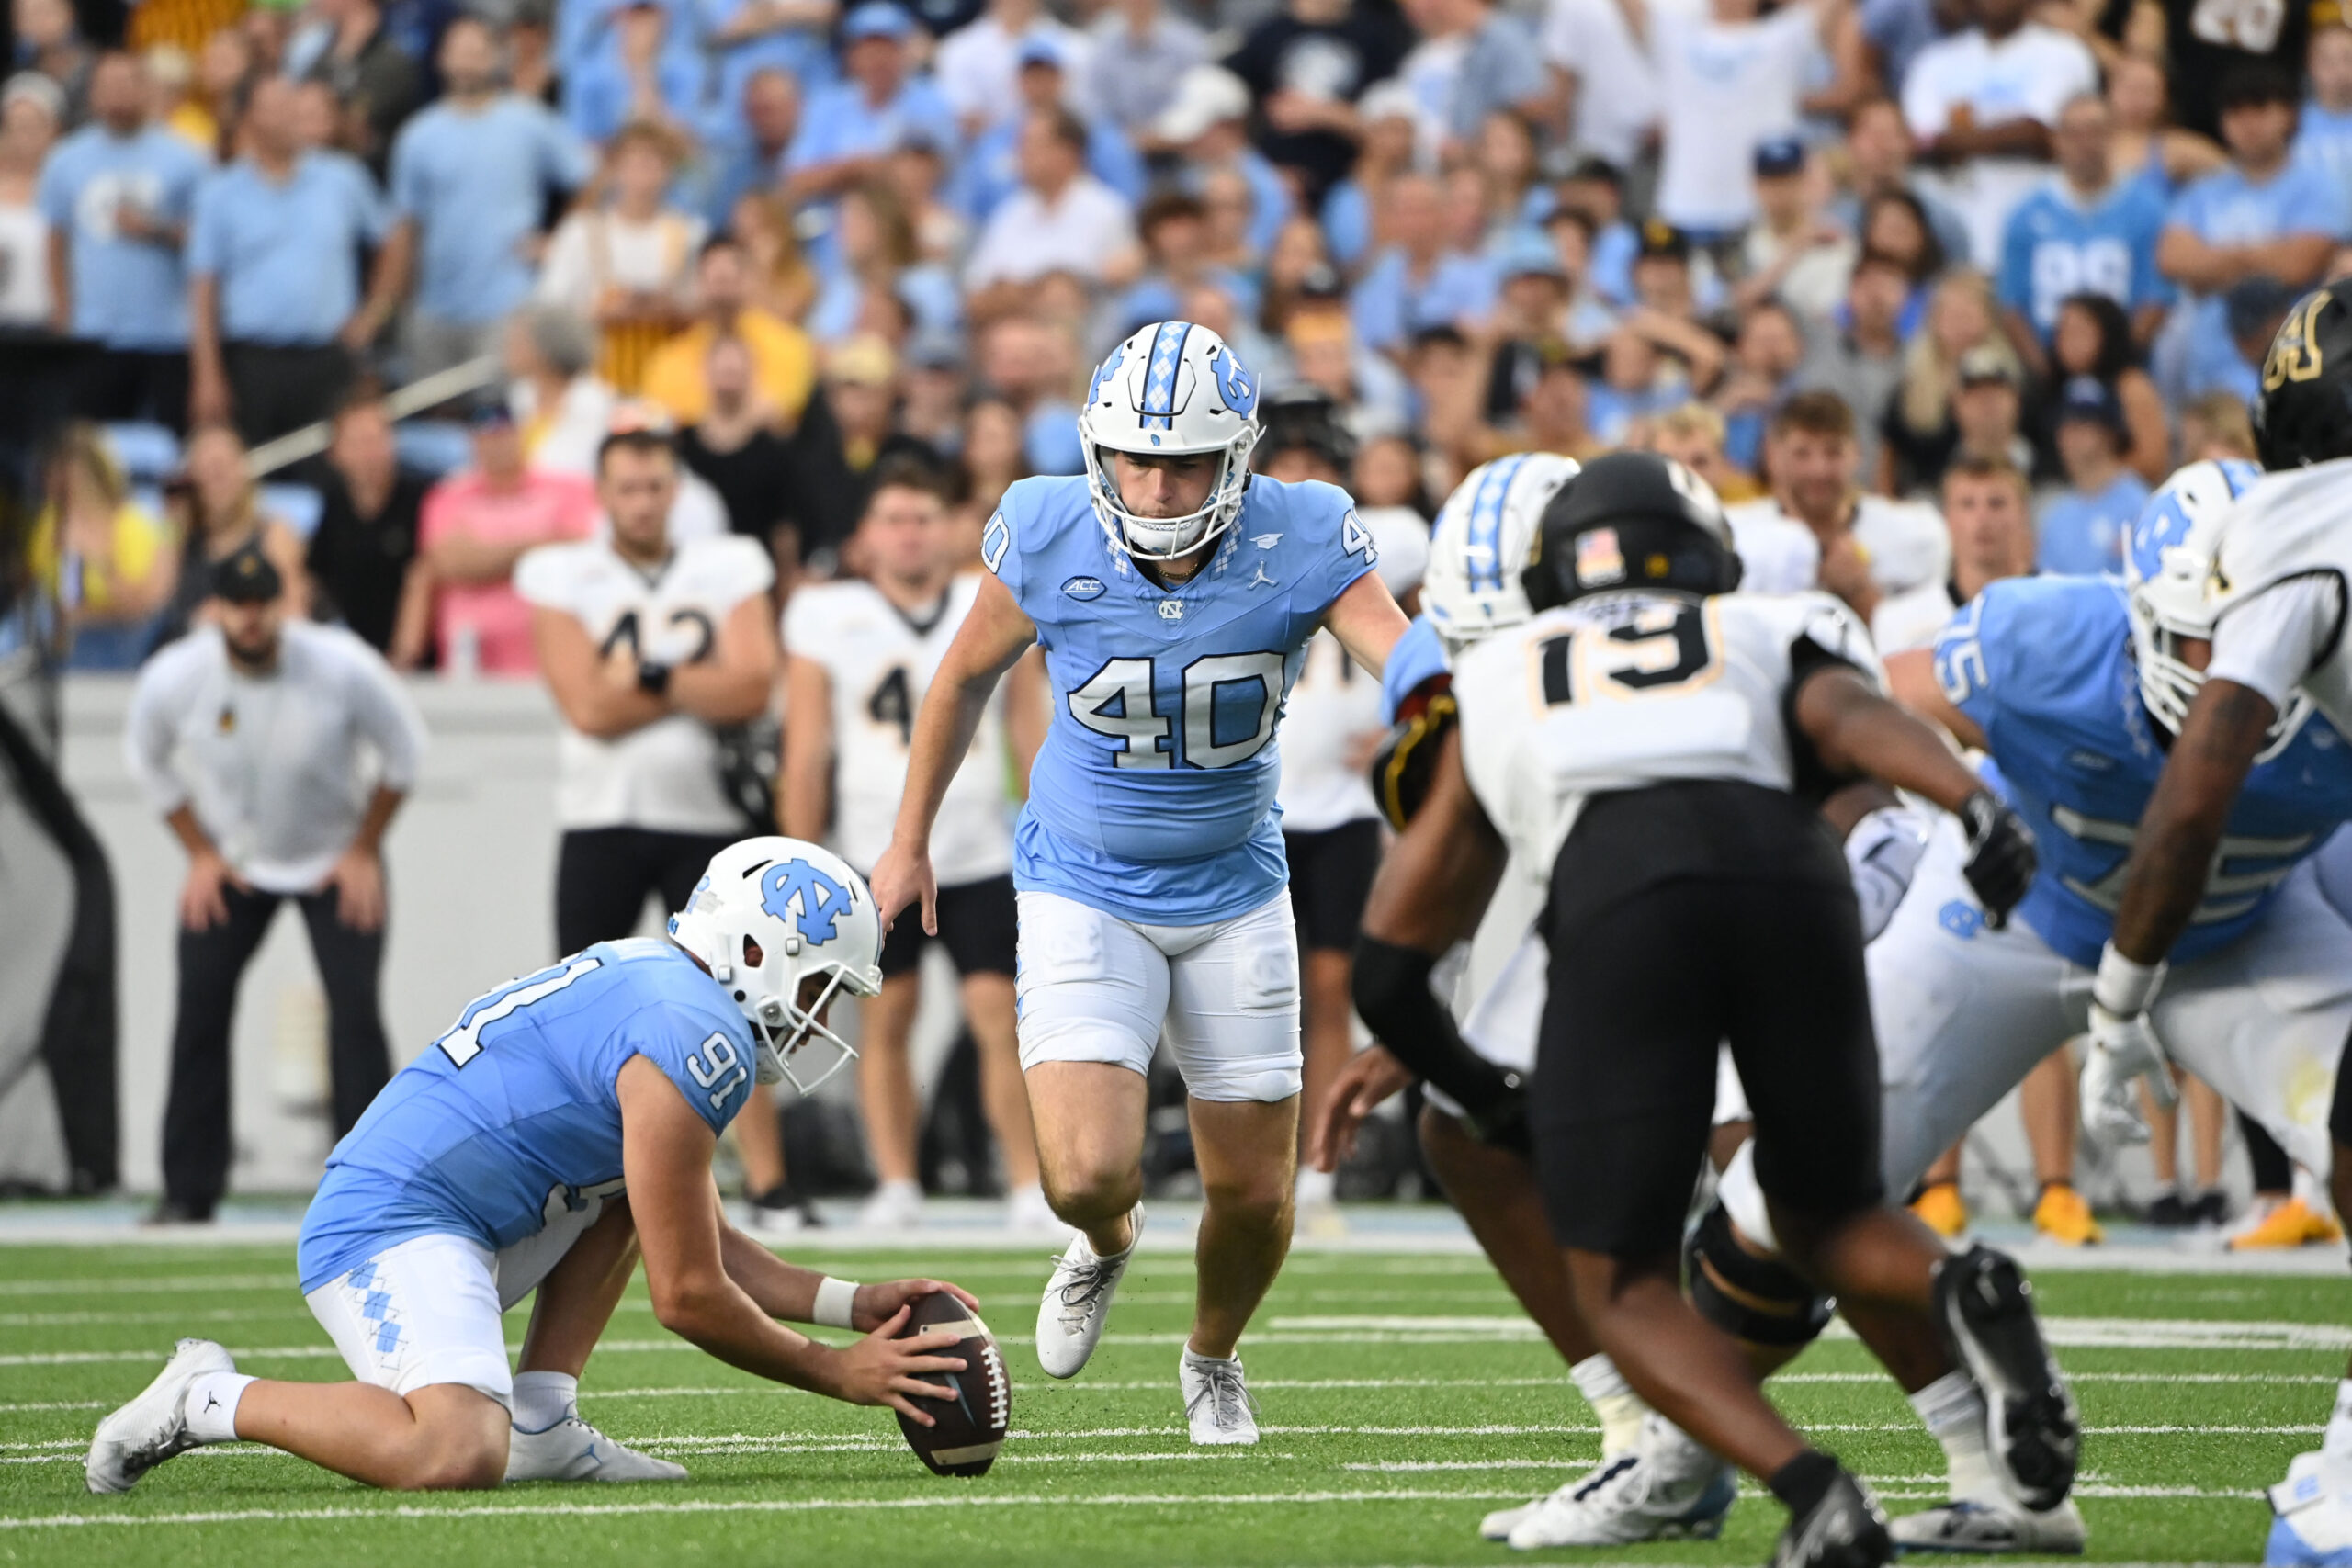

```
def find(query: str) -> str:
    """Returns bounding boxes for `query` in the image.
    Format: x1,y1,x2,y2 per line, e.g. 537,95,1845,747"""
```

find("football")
893,1292,1009,1477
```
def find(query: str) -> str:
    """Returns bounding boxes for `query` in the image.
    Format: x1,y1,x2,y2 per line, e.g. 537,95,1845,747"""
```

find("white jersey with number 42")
1453,589,1883,879
782,572,1013,884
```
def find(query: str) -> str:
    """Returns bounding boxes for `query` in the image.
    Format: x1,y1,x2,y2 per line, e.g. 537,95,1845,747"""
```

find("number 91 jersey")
295,939,759,1294
987,473,1379,925
1454,590,1881,878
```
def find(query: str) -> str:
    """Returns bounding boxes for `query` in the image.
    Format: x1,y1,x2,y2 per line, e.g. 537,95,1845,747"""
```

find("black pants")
556,827,739,958
75,349,189,432
222,342,355,448
163,882,390,1213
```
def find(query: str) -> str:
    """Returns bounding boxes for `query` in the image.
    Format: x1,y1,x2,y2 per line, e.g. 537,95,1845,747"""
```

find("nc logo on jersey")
1061,575,1107,601
760,860,846,945
1158,600,1184,621
1938,900,1984,940
1209,344,1257,415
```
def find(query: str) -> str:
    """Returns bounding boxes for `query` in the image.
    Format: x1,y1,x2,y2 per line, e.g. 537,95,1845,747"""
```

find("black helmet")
1252,386,1358,479
2255,280,2352,470
1521,451,1742,614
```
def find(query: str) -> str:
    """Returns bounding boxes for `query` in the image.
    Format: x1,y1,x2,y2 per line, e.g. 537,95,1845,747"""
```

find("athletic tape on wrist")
2093,944,2163,1016
813,1276,861,1330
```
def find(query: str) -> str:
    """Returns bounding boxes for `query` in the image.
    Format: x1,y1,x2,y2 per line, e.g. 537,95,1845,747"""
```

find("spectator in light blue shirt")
783,4,957,206
564,0,710,143
701,0,839,115
1151,64,1293,263
37,51,211,429
187,79,396,445
1996,94,2170,346
699,66,801,228
2036,376,2149,575
948,38,1143,221
388,17,592,378
2158,63,2348,392
2295,25,2352,188
1348,172,1497,353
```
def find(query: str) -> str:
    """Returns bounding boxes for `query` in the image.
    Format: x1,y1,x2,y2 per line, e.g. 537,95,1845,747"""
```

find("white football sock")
1569,1353,1648,1457
512,1371,580,1435
184,1371,254,1443
1912,1370,2001,1500
2321,1380,2352,1465
1295,1167,1337,1205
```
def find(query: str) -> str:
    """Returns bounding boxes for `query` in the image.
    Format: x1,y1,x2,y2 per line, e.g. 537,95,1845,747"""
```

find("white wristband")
2092,943,2163,1017
812,1276,861,1330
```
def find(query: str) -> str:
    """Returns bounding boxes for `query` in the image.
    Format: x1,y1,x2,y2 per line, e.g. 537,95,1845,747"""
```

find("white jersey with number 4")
782,572,1013,884
515,533,775,834
1453,589,1882,885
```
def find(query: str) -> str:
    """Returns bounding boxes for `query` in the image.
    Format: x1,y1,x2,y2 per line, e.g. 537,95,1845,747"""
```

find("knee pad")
1685,1200,1834,1349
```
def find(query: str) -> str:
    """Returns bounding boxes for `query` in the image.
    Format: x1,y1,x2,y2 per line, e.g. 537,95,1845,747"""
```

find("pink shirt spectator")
418,469,598,674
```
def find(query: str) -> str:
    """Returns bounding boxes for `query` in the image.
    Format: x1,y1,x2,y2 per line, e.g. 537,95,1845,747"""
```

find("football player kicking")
1355,452,2070,1568
86,838,980,1494
869,321,1408,1443
2084,281,2352,1567
1317,453,1935,1549
1699,451,2352,1554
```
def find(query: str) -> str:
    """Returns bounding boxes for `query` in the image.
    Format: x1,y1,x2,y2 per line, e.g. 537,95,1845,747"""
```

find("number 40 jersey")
988,473,1378,926
296,939,759,1294
1455,590,1881,883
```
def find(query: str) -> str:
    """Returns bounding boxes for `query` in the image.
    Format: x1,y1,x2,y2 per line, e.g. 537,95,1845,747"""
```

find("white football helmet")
2124,457,2311,756
1080,321,1261,561
1421,453,1582,652
668,837,882,1094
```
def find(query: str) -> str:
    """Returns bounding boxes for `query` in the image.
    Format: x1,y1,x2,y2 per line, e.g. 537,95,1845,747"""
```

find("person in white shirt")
518,428,779,958
1614,0,1845,239
1542,0,1673,169
1254,395,1428,1228
934,0,1091,135
1724,389,1950,625
1900,0,2098,268
963,106,1141,300
125,544,428,1224
781,460,1052,1232
1871,452,2035,651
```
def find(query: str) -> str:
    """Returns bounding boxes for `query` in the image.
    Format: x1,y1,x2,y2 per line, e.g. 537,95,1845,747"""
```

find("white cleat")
1505,1416,1737,1550
2267,1450,2352,1566
1481,1498,1543,1541
505,1415,688,1483
85,1338,236,1494
1181,1348,1260,1445
1035,1203,1141,1379
1890,1495,2087,1554
856,1180,924,1233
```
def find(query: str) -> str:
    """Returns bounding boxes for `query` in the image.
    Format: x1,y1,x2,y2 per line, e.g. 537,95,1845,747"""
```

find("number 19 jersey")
782,573,1012,883
296,940,758,1292
987,474,1377,925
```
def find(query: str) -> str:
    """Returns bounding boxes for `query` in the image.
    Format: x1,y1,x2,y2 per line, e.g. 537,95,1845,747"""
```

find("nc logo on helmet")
1209,345,1256,415
760,859,846,945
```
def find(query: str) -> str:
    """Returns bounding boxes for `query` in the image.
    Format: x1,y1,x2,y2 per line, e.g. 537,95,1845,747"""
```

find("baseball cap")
1956,344,2018,389
1500,229,1566,281
1016,35,1065,70
905,327,964,370
842,3,913,42
2053,375,2125,431
1753,136,1806,178
828,333,899,386
1636,219,1689,262
211,542,284,604
1560,155,1623,189
1151,64,1250,142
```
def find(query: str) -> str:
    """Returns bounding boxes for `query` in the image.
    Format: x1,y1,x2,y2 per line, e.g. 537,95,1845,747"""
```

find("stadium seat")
259,482,325,540
396,420,475,478
102,423,182,482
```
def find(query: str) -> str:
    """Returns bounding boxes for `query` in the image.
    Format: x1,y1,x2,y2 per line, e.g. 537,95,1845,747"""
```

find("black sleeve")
1351,935,1525,1131
1781,635,1871,806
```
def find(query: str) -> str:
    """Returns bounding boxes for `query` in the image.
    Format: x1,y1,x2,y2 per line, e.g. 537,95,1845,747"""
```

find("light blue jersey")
1932,577,2352,969
298,939,757,1292
1996,176,2169,338
1379,614,1449,727
989,474,1377,924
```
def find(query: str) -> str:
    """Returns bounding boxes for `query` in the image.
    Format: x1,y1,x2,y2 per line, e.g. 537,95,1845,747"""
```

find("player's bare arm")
617,1055,968,1422
1883,647,1989,752
714,1224,979,1332
780,650,835,840
532,606,670,739
2108,677,2275,966
870,571,1037,934
1320,569,1410,676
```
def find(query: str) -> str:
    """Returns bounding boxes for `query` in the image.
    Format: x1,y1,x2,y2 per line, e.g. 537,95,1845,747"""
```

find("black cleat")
1932,1246,2079,1512
1770,1467,1892,1568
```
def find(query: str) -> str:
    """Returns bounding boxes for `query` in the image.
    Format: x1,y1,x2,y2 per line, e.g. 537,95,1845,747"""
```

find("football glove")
2080,1001,2177,1146
1958,789,2036,927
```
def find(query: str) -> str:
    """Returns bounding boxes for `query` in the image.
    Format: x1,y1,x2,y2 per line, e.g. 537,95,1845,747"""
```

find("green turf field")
0,1240,2333,1565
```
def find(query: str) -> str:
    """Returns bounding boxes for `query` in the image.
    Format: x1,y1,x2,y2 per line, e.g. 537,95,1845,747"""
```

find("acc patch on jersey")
1061,575,1107,601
